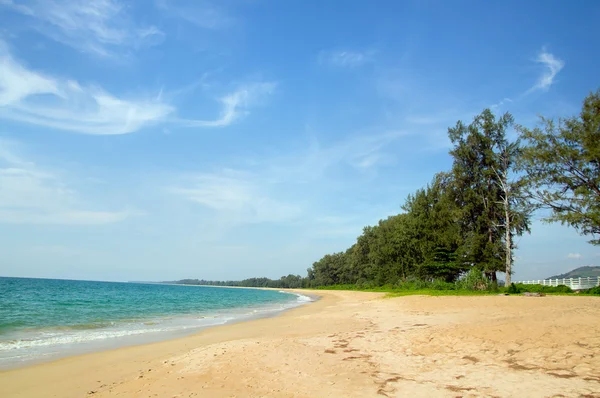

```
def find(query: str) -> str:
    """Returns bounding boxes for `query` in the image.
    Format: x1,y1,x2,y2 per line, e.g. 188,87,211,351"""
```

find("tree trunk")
488,224,496,282
505,205,512,286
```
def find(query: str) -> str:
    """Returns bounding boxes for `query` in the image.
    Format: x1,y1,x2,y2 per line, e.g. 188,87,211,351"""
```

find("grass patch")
386,289,498,297
309,283,593,297
308,280,600,297
507,283,573,294
311,284,498,296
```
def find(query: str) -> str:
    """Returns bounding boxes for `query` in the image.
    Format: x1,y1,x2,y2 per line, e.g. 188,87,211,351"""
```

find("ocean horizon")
0,277,312,369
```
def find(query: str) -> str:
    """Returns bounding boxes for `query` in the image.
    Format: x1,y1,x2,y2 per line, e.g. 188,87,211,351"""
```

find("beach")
1,291,599,398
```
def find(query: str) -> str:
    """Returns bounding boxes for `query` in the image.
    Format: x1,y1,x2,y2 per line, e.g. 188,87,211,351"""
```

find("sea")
0,277,313,369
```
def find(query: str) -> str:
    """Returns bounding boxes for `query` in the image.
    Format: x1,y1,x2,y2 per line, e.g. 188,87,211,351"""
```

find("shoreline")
2,291,599,397
0,288,335,398
0,288,316,371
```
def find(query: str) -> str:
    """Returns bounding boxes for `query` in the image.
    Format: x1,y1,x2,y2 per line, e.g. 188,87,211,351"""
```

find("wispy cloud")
490,97,513,110
0,46,173,134
178,82,276,127
171,169,302,224
567,252,583,260
319,50,371,68
527,48,564,93
325,130,402,171
264,129,406,187
169,129,405,234
0,45,273,133
155,0,233,29
0,140,134,225
0,0,164,56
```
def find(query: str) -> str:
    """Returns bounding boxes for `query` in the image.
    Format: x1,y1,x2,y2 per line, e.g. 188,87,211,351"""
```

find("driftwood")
523,292,546,297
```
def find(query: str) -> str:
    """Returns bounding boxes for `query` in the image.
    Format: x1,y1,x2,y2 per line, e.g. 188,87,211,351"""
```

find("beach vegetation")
517,90,600,245
580,286,600,295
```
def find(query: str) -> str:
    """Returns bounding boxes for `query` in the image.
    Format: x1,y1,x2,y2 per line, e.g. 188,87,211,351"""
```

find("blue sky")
0,0,599,282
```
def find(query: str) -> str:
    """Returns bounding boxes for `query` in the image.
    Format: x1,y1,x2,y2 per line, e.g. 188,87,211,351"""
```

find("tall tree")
519,90,600,244
492,138,532,285
448,109,530,282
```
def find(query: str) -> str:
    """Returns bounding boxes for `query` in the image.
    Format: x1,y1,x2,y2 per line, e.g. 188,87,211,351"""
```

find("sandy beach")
1,290,599,398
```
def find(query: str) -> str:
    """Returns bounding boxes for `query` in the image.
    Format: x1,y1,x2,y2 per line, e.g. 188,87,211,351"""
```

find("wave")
0,290,314,368
278,291,314,303
0,317,231,351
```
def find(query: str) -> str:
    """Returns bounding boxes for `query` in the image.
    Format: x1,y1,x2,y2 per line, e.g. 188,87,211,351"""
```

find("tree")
308,252,349,286
448,109,531,282
347,226,377,283
519,90,600,244
402,173,464,281
491,136,532,285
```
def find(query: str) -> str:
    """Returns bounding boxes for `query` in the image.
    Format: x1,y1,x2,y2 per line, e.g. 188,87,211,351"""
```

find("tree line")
165,275,307,289
307,90,600,288
172,90,599,290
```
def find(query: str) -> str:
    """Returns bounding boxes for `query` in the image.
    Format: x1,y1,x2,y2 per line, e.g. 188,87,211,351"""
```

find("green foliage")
386,290,497,297
394,278,457,291
508,283,573,294
581,286,600,295
305,109,535,289
518,89,600,245
309,252,350,286
419,247,464,283
312,282,500,296
167,274,307,289
448,110,532,282
306,172,469,288
455,269,491,291
507,283,520,294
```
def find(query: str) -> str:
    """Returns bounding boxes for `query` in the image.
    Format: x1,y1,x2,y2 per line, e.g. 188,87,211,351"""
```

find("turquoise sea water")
0,277,312,369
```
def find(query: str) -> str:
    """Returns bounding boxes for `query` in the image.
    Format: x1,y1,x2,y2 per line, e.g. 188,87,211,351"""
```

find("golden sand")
1,290,599,397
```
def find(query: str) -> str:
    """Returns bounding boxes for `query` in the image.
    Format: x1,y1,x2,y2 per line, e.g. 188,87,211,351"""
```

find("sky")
0,0,599,282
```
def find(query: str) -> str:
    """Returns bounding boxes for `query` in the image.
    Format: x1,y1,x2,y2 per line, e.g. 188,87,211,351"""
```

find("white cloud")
171,169,301,224
178,82,276,127
0,52,59,105
490,97,513,110
1,0,164,56
169,129,405,231
0,140,133,225
0,45,269,133
567,253,583,260
303,130,404,175
155,0,233,29
528,49,564,93
0,47,173,134
320,50,370,68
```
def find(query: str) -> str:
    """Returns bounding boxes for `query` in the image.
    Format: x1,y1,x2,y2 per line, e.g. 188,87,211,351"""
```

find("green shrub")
581,286,600,295
512,283,573,294
430,279,456,290
387,278,456,291
507,283,521,294
455,269,490,291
